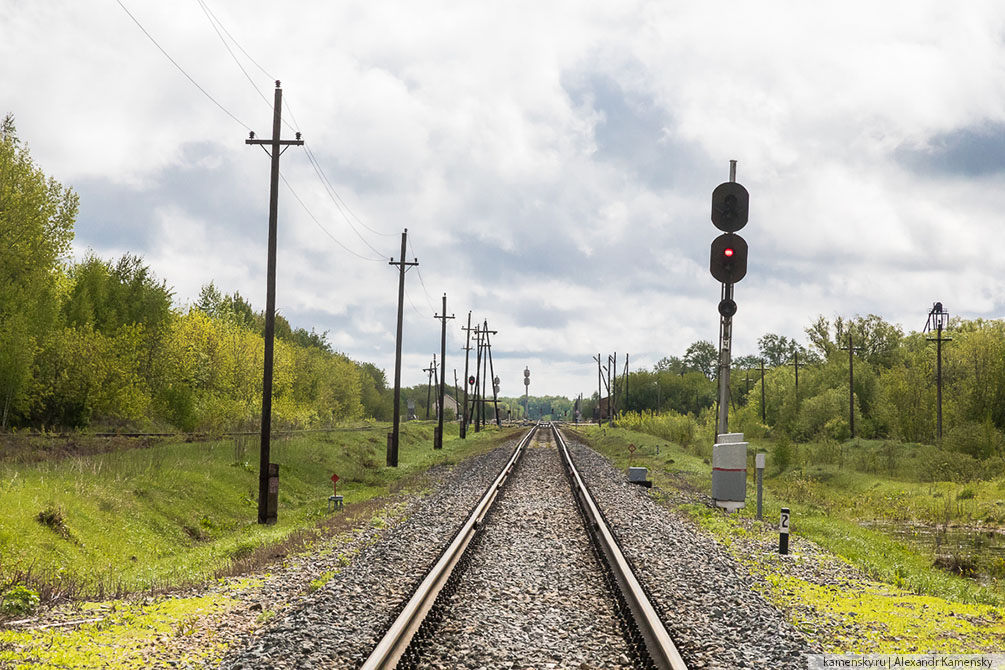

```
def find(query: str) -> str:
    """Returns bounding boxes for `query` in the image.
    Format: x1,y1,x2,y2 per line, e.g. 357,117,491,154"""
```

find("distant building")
597,396,612,421
442,394,459,419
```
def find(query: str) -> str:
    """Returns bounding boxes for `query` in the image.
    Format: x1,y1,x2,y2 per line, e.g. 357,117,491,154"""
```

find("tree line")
585,314,1005,461
1,115,391,433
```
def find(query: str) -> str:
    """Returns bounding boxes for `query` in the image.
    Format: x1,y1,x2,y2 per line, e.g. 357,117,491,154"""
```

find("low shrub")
1,584,40,616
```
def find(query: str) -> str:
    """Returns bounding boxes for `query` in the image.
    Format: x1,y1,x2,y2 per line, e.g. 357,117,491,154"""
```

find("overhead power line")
279,172,385,262
119,0,397,260
195,0,398,244
115,0,251,132
195,0,276,82
196,0,273,112
408,236,439,312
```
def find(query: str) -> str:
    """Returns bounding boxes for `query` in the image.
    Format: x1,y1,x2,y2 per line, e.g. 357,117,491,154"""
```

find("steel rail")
361,424,538,670
552,424,689,670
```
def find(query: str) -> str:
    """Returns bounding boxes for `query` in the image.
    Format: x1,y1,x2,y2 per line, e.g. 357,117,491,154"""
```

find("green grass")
572,423,1005,651
0,422,520,599
0,595,236,669
570,424,1005,607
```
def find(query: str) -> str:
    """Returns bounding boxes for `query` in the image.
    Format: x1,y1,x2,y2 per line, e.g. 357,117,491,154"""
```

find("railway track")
221,425,812,669
361,423,687,670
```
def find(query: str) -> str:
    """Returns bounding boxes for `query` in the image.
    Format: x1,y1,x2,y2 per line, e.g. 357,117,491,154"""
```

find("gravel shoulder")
564,431,816,669
218,440,518,669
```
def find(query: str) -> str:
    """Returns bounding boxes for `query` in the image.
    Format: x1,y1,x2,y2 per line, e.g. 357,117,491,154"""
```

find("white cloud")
5,0,1005,396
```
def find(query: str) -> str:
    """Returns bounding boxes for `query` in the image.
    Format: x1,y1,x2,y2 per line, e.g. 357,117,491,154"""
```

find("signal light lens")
724,248,734,257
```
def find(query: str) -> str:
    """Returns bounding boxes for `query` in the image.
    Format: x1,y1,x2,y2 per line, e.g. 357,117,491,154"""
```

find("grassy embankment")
570,422,1005,653
0,421,520,602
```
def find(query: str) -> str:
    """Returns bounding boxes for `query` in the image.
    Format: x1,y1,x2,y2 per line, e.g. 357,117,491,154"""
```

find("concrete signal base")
712,433,748,511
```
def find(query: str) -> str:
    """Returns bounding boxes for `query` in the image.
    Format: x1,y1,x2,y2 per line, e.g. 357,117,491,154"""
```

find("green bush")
1,584,40,616
773,435,794,473
945,420,1005,460
617,410,698,450
918,448,980,483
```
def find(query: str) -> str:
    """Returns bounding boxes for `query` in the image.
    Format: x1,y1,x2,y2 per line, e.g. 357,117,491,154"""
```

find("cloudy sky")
4,1,1005,397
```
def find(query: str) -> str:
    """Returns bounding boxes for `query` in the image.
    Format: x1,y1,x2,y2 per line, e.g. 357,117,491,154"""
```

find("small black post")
245,82,303,524
779,507,790,554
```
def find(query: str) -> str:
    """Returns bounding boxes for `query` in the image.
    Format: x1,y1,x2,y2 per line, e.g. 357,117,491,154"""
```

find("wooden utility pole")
434,294,454,448
473,324,483,432
453,369,460,424
424,357,436,420
760,358,767,423
840,333,864,439
595,354,602,424
606,355,612,426
483,322,500,427
387,230,418,467
460,312,473,438
246,81,303,525
789,351,804,403
612,352,617,422
925,303,952,442
624,353,630,413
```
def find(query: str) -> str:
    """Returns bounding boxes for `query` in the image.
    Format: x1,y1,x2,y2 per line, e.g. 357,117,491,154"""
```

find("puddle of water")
859,519,1005,583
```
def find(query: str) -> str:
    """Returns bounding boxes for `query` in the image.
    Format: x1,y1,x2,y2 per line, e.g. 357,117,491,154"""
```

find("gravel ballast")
219,440,519,669
407,428,634,670
220,425,816,669
563,428,817,669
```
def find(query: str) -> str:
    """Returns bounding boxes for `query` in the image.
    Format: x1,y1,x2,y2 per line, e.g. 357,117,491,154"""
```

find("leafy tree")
0,114,78,426
683,340,717,379
733,354,762,371
196,281,224,317
287,327,331,352
757,333,802,367
653,356,685,375
63,253,172,335
358,362,391,420
806,314,902,367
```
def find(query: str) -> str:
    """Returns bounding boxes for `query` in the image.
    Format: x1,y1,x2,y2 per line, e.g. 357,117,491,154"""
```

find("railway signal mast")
709,160,750,511
709,162,749,433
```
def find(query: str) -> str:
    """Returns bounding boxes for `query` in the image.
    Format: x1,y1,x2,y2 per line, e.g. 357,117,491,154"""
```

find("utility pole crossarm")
245,137,304,148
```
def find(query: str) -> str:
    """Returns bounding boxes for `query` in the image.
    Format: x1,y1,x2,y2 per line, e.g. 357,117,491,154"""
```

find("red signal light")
724,248,734,257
